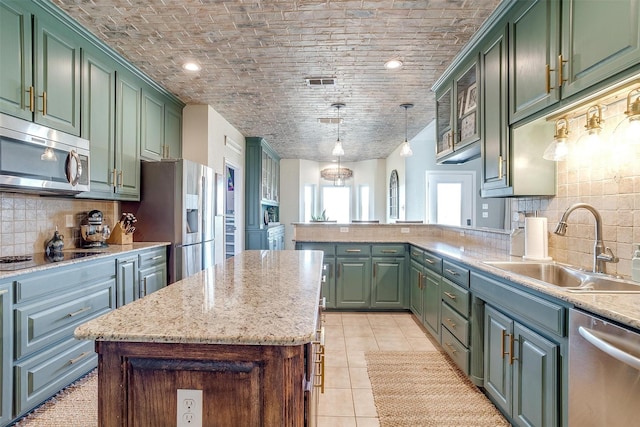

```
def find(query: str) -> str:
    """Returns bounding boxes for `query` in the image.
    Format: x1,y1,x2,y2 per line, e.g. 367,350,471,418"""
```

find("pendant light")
399,103,414,157
612,86,640,145
334,157,345,187
543,117,570,161
331,103,345,157
576,105,604,162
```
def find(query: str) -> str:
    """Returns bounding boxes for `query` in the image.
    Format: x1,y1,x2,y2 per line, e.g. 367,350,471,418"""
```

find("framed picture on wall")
465,83,477,114
457,92,465,118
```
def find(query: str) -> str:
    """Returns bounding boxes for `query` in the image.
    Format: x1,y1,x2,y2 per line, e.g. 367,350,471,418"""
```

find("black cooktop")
0,251,104,271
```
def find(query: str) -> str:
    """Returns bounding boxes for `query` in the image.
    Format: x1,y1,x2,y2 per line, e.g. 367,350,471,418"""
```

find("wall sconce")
331,103,345,156
576,105,604,158
399,103,414,157
543,118,570,161
612,86,640,145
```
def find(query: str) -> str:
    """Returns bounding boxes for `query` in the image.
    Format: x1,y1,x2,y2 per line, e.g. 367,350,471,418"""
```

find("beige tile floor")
317,311,439,427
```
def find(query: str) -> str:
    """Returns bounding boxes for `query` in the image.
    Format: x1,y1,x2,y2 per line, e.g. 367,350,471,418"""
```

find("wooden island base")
96,340,318,427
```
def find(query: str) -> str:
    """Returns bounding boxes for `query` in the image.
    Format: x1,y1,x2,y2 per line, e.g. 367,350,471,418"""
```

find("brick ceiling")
52,0,502,162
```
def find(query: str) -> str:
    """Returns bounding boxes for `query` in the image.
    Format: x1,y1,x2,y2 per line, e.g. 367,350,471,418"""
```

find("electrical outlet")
65,214,74,227
400,227,410,234
340,227,349,233
177,389,203,427
482,212,489,218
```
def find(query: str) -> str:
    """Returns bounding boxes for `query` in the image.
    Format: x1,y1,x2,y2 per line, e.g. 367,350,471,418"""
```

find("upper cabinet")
434,58,481,164
140,87,182,161
0,1,81,135
509,0,640,122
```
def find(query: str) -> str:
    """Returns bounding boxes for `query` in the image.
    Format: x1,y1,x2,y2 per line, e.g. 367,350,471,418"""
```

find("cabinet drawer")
471,272,566,337
14,258,115,304
443,260,469,287
371,244,406,257
441,278,470,317
14,337,97,417
410,247,424,263
15,280,115,360
423,252,443,274
441,302,470,346
298,243,336,257
336,244,370,256
138,247,167,269
441,327,469,375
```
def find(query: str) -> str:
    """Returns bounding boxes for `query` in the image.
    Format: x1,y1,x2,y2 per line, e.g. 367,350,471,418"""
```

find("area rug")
14,370,98,427
365,351,509,427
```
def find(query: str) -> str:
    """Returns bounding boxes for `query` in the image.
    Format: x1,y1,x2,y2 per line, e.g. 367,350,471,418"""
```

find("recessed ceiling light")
384,59,403,70
182,62,201,72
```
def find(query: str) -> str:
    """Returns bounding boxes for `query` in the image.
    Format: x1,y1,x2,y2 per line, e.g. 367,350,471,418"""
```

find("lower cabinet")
0,283,11,426
409,258,425,318
138,247,168,298
371,257,405,309
440,277,471,374
116,255,138,307
423,267,442,340
321,258,335,309
484,305,559,427
336,257,371,309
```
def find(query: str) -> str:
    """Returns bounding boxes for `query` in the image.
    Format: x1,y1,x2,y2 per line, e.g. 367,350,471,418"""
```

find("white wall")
182,104,247,256
386,144,407,222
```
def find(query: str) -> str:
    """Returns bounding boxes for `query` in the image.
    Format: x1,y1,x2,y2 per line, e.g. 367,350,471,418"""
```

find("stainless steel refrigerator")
123,159,216,284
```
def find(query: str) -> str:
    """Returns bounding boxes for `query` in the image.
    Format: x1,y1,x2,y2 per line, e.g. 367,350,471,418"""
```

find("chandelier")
321,158,352,187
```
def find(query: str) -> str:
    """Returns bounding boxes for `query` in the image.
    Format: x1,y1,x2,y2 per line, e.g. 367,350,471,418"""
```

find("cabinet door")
139,264,167,298
371,257,404,308
423,269,441,339
164,101,182,159
33,12,81,135
409,259,424,317
117,256,138,307
141,87,165,160
115,71,141,200
454,61,479,150
0,283,11,426
484,305,513,417
321,258,335,309
435,87,454,159
481,26,510,193
513,323,559,427
0,1,33,121
561,0,640,98
336,257,371,309
81,50,116,197
509,0,561,122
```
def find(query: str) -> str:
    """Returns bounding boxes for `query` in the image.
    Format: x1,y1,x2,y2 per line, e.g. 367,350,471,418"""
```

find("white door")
426,171,475,227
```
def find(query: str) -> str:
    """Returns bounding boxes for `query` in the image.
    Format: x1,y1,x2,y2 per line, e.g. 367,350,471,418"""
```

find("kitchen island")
74,250,324,427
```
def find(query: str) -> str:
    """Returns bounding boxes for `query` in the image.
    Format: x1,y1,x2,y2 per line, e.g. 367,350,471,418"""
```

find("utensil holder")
107,222,133,245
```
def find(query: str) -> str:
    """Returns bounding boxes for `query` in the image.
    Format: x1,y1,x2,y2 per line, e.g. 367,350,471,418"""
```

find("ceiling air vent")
318,118,342,124
305,77,337,87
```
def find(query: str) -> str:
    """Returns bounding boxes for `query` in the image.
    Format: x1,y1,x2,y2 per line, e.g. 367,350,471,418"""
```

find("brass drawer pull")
443,291,457,300
445,268,460,276
545,64,554,94
411,251,421,257
501,330,509,360
26,86,35,112
381,249,397,253
345,249,361,253
445,342,457,355
69,351,91,365
39,91,47,115
446,318,456,329
67,306,91,317
425,258,435,264
151,255,163,260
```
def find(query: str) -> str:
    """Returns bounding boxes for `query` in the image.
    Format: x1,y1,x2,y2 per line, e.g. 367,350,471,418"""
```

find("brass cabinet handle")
67,306,91,317
418,272,423,290
557,54,567,88
26,86,35,112
117,171,124,188
443,291,457,300
69,351,91,365
381,249,397,254
509,334,516,365
501,329,509,360
151,255,163,260
446,318,456,329
39,91,47,115
445,342,457,355
425,258,435,265
545,64,554,94
445,268,459,276
345,249,361,253
498,155,503,180
111,169,117,188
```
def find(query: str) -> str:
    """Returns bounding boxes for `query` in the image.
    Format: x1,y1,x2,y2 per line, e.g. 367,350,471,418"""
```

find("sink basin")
483,261,640,293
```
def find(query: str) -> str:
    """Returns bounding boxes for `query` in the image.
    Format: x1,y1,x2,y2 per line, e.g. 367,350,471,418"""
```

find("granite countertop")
74,250,324,346
0,242,170,279
408,239,640,330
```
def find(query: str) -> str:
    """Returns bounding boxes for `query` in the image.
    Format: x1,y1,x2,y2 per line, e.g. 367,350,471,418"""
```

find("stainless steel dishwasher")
569,308,640,426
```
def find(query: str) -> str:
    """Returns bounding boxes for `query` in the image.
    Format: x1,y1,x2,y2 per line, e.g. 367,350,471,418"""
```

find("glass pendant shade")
543,118,570,161
612,87,640,146
332,140,345,156
399,103,414,157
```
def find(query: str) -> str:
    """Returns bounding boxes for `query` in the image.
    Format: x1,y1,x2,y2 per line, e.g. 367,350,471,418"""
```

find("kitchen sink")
483,261,640,293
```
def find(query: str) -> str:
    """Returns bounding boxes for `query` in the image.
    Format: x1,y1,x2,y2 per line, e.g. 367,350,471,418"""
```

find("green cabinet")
116,255,138,307
372,257,405,309
141,86,165,160
434,58,481,164
409,257,424,318
0,283,10,426
0,0,81,135
245,137,281,250
295,242,336,308
114,70,142,199
138,247,168,298
164,101,183,159
484,305,559,427
423,269,441,339
336,256,371,309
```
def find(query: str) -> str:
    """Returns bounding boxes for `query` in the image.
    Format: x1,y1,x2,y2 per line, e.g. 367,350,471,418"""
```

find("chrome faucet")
554,203,618,274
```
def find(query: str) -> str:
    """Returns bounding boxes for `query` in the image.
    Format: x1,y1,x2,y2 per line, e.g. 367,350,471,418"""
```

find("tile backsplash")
0,192,118,256
513,91,640,279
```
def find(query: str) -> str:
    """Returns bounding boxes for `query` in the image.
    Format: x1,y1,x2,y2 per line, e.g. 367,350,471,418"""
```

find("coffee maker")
80,210,111,248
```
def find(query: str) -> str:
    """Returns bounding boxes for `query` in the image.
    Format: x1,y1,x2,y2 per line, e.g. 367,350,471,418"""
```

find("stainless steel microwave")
0,113,90,195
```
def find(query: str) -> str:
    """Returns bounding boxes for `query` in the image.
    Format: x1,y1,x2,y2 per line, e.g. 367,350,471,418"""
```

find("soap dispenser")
633,243,640,282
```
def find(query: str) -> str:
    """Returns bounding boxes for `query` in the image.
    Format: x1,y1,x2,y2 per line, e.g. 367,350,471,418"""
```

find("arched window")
389,170,399,219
